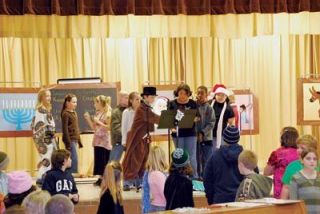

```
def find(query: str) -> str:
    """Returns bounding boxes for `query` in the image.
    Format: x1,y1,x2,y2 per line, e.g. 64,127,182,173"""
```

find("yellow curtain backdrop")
1,14,320,175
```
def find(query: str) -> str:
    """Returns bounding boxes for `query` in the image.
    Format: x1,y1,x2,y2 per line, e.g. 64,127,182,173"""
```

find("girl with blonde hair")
97,161,124,214
84,95,112,186
142,146,168,213
31,88,57,184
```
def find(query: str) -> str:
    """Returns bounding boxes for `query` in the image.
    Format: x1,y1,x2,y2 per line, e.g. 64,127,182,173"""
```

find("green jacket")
235,173,272,201
110,106,126,145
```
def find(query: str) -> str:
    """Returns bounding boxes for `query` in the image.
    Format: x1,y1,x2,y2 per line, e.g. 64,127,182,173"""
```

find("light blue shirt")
0,172,8,196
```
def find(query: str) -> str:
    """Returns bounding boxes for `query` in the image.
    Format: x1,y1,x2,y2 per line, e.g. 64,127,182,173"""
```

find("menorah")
1,99,35,131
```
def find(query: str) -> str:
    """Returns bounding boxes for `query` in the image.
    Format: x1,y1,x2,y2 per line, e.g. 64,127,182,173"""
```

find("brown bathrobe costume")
122,101,160,180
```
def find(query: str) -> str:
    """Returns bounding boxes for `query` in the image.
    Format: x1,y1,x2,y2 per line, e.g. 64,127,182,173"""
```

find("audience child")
61,93,83,173
142,146,168,213
97,161,124,214
289,148,320,214
42,149,79,204
281,135,320,199
263,127,299,198
0,151,9,196
164,149,194,210
45,194,74,214
22,190,51,214
203,125,243,204
4,171,36,209
84,95,112,186
236,150,272,201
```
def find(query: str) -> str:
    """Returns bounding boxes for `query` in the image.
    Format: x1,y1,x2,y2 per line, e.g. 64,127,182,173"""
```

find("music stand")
158,109,197,163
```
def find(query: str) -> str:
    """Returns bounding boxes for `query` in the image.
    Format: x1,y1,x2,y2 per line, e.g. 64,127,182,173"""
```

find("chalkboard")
50,82,120,133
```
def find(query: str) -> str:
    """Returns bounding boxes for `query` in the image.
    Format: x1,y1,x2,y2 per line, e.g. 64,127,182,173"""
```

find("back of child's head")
22,190,50,214
297,134,318,150
45,194,74,214
51,149,70,169
0,151,9,171
238,150,258,171
169,148,193,176
101,161,123,204
223,125,240,145
300,147,319,160
146,146,168,173
95,95,111,110
280,126,299,148
5,171,36,208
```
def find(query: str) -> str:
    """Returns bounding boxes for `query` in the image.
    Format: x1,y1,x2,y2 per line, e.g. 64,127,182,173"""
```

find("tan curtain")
1,35,319,174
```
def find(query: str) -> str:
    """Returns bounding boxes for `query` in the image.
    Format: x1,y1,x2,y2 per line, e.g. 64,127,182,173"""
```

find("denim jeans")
149,204,165,212
172,136,198,178
69,141,78,173
109,143,124,162
198,142,213,178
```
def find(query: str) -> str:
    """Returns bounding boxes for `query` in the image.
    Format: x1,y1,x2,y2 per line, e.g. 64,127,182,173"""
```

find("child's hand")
93,116,99,123
84,112,90,120
72,194,79,202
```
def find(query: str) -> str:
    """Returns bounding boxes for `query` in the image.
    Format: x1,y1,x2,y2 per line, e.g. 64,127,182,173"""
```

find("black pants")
94,146,110,176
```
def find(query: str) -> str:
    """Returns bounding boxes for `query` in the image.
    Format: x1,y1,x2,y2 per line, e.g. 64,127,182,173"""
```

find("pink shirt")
267,147,298,198
148,171,167,207
92,110,112,150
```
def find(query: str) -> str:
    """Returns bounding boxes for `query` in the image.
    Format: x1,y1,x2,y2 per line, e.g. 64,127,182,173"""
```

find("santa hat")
7,171,33,194
211,84,229,96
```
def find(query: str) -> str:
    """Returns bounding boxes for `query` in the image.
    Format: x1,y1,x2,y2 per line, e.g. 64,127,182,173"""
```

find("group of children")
1,83,320,214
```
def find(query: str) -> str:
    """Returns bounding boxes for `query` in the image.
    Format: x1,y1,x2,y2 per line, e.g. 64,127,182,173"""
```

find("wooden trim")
232,89,259,135
0,88,39,93
0,131,33,137
48,82,119,90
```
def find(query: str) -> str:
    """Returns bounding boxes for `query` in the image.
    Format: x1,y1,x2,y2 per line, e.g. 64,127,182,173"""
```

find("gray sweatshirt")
196,101,215,141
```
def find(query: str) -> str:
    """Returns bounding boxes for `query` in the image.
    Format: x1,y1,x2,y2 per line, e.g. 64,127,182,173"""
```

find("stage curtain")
1,13,320,38
1,35,320,175
1,0,320,15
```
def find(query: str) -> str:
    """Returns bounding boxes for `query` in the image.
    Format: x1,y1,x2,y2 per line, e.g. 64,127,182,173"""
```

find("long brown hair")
36,88,51,111
100,161,123,205
60,93,76,117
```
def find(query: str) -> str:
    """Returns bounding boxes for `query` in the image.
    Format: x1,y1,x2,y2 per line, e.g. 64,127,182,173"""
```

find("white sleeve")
121,110,129,146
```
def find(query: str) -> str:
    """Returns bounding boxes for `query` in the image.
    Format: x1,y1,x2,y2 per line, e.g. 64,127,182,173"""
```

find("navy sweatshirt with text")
42,168,78,197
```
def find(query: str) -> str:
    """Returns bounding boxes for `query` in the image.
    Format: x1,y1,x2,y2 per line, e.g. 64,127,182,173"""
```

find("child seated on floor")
22,190,51,214
45,194,74,214
4,171,37,210
142,145,168,213
97,161,124,214
164,148,194,210
42,149,79,204
236,150,272,201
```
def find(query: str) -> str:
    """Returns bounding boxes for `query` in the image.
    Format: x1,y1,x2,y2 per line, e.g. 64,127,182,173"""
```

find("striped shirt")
289,171,320,214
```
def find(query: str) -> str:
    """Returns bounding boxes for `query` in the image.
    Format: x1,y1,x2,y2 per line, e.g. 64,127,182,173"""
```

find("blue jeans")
109,143,124,162
173,136,198,179
198,142,213,178
69,141,78,173
149,204,165,212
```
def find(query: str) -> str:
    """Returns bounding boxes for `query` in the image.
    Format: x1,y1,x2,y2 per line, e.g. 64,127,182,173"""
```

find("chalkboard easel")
50,82,120,133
